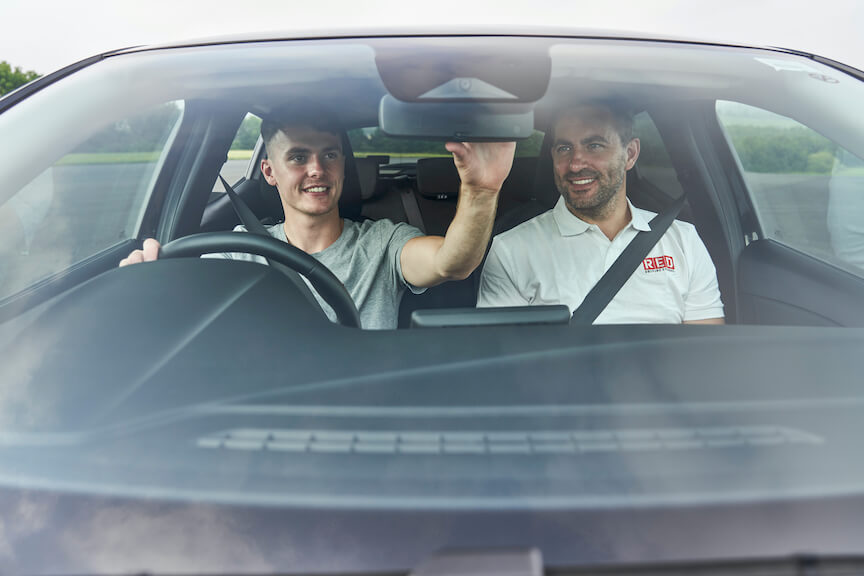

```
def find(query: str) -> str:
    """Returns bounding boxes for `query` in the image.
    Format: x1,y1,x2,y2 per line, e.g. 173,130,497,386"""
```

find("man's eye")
325,152,340,160
554,145,572,155
289,155,306,164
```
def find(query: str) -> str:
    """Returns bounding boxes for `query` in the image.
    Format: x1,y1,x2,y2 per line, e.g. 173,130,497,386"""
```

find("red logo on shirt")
642,255,675,272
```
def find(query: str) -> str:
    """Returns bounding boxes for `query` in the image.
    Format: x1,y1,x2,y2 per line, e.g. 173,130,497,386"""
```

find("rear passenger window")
212,113,261,198
348,128,545,161
349,128,448,162
515,131,543,157
716,101,864,274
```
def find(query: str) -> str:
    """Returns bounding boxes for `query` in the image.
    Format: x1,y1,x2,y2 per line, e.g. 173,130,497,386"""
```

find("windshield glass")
1,35,864,574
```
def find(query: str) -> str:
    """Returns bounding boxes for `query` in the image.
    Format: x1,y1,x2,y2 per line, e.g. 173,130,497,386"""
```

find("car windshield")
1,35,864,573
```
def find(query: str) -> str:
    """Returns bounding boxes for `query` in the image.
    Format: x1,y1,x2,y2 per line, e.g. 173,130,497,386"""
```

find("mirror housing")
379,96,535,141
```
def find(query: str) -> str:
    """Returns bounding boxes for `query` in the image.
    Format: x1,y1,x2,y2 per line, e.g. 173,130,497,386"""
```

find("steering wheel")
159,232,361,328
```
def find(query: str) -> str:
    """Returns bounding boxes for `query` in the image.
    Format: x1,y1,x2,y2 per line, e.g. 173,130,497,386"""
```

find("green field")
55,147,864,177
59,149,255,165
57,151,164,165
354,152,451,159
228,150,253,160
55,149,456,166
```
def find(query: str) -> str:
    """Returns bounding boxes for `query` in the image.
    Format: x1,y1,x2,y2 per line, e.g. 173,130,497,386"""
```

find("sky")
2,0,863,75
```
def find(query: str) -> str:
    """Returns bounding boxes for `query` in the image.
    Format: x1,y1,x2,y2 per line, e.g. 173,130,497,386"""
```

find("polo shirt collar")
628,199,653,232
552,196,653,237
552,197,591,236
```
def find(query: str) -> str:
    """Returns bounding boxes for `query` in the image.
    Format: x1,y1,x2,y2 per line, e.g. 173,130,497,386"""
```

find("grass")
57,152,164,165
55,149,452,166
354,152,452,159
834,166,864,176
59,150,256,165
228,149,253,160
58,148,863,175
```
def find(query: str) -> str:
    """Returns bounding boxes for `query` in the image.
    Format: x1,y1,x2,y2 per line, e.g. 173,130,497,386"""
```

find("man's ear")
260,158,277,186
625,138,640,170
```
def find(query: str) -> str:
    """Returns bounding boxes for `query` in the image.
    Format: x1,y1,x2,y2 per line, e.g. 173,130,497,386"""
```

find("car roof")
111,25,796,59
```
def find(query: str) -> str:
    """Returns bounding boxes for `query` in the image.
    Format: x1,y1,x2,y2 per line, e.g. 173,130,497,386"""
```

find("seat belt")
399,186,426,233
219,175,326,313
571,194,687,325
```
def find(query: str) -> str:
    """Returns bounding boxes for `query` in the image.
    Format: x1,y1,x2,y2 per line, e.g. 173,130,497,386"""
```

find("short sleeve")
477,237,531,308
385,221,426,295
682,226,725,321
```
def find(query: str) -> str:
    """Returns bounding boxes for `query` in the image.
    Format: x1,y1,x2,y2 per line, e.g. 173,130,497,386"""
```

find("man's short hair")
553,97,635,145
260,107,342,154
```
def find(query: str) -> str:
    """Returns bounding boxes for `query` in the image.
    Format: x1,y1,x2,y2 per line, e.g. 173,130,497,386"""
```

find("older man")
122,113,515,329
478,101,724,324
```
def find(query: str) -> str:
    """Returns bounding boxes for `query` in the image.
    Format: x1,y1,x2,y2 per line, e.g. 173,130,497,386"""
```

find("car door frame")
0,99,242,323
691,97,864,327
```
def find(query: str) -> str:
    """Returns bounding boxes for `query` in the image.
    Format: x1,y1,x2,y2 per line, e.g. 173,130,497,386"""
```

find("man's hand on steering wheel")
119,238,161,266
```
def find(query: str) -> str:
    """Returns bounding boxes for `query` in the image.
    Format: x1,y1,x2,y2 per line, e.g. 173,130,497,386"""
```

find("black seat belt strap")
571,194,687,325
219,175,325,312
399,186,427,233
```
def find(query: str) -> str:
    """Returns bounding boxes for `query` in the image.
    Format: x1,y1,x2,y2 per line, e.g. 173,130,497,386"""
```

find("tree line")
723,125,837,173
71,111,847,175
0,61,39,97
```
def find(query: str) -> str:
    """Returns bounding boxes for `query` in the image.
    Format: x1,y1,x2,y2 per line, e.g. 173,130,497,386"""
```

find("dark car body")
1,30,864,575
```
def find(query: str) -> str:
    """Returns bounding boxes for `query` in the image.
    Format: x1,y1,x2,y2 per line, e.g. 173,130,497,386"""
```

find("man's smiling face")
551,105,639,219
261,125,345,218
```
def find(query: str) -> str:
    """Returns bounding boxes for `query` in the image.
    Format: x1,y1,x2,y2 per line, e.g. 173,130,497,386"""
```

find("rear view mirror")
379,96,534,141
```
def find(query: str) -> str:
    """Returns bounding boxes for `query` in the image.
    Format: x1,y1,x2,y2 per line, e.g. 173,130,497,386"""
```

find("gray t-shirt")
214,219,424,329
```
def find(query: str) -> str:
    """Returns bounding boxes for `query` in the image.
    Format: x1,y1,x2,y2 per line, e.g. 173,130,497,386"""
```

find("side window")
212,113,261,199
633,112,684,199
515,131,544,157
0,101,184,299
716,101,864,273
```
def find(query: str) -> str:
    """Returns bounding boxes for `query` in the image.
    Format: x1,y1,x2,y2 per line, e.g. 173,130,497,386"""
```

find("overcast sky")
2,0,863,75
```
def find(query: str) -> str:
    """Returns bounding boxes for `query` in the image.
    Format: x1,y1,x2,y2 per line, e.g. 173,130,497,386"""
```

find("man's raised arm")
399,141,515,288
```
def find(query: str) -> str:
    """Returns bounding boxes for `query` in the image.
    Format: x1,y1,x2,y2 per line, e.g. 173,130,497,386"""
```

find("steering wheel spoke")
160,232,361,328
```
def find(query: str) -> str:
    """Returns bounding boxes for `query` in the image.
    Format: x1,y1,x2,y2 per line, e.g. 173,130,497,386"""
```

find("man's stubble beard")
558,155,627,221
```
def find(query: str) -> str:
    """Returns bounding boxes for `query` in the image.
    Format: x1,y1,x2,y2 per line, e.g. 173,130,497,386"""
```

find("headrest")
354,157,381,201
417,157,460,200
417,155,541,203
500,156,539,201
338,133,363,220
530,132,559,208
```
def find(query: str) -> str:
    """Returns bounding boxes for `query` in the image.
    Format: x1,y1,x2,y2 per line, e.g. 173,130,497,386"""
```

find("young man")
121,115,515,329
477,101,724,324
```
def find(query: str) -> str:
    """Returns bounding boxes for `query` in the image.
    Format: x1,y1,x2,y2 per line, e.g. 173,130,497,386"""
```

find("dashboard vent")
197,426,822,455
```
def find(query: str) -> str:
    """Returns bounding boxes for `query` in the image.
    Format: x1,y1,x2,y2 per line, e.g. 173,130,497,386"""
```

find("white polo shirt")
477,197,724,324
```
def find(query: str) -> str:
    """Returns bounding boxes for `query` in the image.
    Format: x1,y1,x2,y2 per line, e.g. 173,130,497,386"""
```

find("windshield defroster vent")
196,426,822,456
